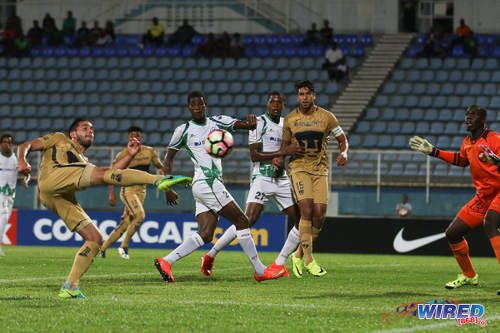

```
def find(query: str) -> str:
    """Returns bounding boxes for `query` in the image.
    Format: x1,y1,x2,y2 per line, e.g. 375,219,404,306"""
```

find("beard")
77,135,93,149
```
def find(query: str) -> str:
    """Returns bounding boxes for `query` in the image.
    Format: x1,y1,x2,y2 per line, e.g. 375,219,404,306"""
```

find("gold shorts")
120,186,146,222
289,171,329,204
38,164,95,232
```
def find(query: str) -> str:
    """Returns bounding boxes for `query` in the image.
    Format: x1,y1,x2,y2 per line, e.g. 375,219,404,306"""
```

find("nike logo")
393,228,446,253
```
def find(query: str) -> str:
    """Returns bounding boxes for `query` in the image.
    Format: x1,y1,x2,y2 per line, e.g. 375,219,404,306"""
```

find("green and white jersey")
249,114,287,179
168,115,237,186
0,153,17,198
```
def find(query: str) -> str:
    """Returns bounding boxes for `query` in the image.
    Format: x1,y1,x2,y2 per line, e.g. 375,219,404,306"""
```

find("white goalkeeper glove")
409,136,434,155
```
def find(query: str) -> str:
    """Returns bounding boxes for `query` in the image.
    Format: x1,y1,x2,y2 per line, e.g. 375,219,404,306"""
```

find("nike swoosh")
393,228,446,253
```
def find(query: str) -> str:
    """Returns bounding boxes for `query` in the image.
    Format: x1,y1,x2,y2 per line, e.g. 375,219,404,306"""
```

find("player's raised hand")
479,144,500,165
409,136,434,155
246,114,257,130
127,137,141,156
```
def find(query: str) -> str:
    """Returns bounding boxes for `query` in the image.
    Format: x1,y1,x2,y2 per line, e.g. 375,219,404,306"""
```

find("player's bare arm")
335,133,349,166
234,114,257,130
249,143,283,163
17,138,44,175
162,148,179,206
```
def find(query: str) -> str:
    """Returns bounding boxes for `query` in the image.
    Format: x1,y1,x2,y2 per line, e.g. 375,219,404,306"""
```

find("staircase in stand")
332,33,415,135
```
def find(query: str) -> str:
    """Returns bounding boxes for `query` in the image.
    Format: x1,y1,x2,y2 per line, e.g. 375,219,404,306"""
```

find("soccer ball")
205,129,234,158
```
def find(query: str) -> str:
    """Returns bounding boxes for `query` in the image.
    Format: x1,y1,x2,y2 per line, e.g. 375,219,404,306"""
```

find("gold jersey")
38,132,91,179
282,106,338,176
113,145,162,192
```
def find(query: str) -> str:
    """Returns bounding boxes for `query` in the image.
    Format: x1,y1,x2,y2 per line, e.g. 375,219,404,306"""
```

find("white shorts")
246,176,294,211
193,179,235,216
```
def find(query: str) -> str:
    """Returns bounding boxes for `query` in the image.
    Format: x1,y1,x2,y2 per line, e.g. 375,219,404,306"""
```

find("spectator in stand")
216,31,232,58
450,18,478,59
42,13,55,32
62,11,76,36
104,20,116,43
395,194,412,217
168,19,198,46
320,20,333,44
43,13,63,46
27,20,44,46
417,24,448,59
1,15,23,56
303,23,321,46
142,17,165,47
322,43,348,82
230,32,244,59
197,33,217,58
88,20,104,46
75,21,90,47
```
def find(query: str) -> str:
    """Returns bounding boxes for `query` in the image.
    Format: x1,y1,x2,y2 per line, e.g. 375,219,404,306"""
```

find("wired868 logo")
382,299,487,327
418,302,487,327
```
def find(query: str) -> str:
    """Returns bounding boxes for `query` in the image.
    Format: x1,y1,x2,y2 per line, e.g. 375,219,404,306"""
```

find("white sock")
0,212,9,246
207,224,237,258
164,232,204,264
276,226,300,265
236,228,265,275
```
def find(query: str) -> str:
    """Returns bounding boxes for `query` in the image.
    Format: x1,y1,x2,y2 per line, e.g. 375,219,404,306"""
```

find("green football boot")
155,175,192,191
291,255,303,278
58,287,86,299
304,260,327,277
445,273,478,289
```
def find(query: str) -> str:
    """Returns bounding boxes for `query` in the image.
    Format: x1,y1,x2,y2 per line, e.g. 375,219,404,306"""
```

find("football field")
0,246,498,332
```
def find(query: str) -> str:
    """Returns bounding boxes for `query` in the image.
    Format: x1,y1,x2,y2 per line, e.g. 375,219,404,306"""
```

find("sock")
207,225,237,258
299,218,313,265
0,211,9,246
489,235,500,265
276,226,300,265
121,213,144,248
101,218,129,251
103,169,161,186
164,233,204,264
236,228,265,275
449,240,476,278
66,241,100,289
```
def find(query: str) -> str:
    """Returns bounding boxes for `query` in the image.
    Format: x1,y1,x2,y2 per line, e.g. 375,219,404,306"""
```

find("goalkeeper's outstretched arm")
409,136,469,167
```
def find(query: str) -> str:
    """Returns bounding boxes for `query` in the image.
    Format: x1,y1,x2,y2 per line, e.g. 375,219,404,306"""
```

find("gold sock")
101,220,129,251
67,241,100,288
103,169,162,186
299,219,313,265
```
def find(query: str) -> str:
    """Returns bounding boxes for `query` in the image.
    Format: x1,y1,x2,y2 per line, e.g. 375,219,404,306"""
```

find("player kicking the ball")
201,92,301,277
410,105,500,291
153,91,287,283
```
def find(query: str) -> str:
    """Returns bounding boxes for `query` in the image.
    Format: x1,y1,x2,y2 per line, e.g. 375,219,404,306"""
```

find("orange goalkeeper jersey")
434,130,500,198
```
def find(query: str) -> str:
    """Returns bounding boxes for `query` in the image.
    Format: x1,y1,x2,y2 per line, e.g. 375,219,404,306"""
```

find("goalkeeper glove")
479,144,500,165
409,136,434,155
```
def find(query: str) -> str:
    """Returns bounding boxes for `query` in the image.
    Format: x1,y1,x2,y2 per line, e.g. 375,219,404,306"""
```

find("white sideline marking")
371,314,500,333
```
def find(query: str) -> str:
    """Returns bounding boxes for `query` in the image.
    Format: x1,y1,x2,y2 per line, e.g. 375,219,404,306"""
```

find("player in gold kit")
99,126,167,260
17,119,191,299
274,80,348,277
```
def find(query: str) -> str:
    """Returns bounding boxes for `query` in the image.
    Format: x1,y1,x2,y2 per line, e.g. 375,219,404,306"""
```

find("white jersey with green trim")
168,115,237,185
0,153,17,198
249,114,287,179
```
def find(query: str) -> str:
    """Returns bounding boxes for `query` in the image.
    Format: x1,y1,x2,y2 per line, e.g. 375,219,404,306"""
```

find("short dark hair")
187,91,207,104
295,80,315,94
68,118,89,135
0,133,13,142
268,91,285,104
466,105,487,119
128,126,142,133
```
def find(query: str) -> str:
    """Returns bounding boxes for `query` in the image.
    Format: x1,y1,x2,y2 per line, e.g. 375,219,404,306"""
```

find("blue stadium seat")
372,121,386,133
398,82,412,94
413,83,426,95
441,83,454,95
446,96,461,109
454,83,468,95
400,122,415,134
444,122,459,134
364,108,378,120
380,108,395,120
394,108,409,120
425,83,440,95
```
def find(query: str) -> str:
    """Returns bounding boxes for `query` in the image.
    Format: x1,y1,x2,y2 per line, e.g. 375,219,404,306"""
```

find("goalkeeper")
409,105,500,293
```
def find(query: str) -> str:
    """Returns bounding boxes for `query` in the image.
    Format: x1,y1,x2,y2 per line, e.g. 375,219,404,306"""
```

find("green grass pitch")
0,246,498,332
